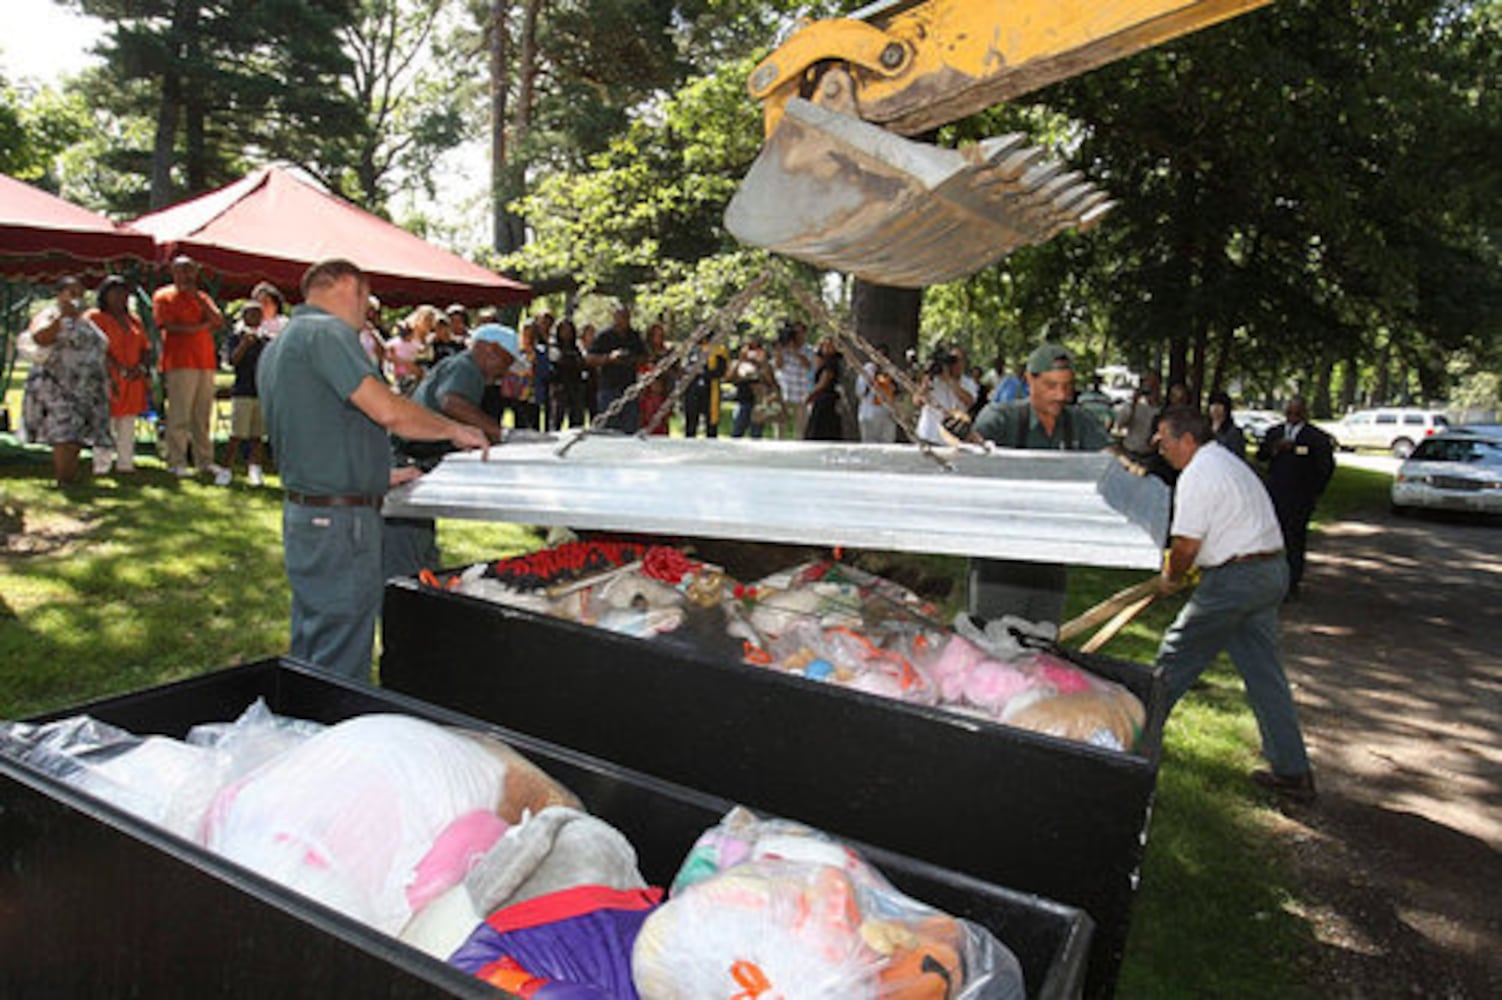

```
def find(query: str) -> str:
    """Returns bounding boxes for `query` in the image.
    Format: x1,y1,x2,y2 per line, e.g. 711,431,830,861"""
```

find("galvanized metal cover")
385,435,1170,570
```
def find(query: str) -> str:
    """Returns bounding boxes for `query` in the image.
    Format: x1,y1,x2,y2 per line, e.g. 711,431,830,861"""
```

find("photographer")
914,345,975,444
221,301,270,486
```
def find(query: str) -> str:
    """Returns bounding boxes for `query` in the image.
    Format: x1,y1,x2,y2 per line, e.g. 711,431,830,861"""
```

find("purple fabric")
449,905,651,999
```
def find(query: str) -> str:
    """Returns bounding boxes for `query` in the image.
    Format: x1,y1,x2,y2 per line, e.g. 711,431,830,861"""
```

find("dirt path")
1276,500,1502,998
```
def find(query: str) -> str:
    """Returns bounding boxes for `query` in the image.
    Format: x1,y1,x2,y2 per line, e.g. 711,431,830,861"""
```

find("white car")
1234,409,1282,443
1390,428,1502,516
1328,408,1450,457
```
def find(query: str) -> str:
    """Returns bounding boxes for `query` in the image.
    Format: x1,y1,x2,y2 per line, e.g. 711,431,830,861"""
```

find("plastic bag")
0,715,214,837
763,619,940,705
202,713,512,934
1,700,329,842
927,637,1147,751
632,807,1025,1000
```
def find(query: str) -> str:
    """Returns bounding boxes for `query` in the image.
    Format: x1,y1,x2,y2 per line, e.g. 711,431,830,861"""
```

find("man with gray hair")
1155,404,1316,802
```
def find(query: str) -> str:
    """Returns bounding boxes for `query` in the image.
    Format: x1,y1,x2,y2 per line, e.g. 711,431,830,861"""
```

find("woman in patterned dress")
21,275,113,485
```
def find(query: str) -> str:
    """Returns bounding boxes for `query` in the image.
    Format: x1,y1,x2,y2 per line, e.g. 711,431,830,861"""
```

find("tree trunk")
1188,321,1209,406
513,0,542,140
492,0,542,256
1166,335,1189,395
1373,342,1391,404
1338,350,1360,415
1310,348,1334,419
489,0,516,253
150,73,181,210
1207,322,1234,397
150,0,197,209
184,16,207,195
851,281,921,361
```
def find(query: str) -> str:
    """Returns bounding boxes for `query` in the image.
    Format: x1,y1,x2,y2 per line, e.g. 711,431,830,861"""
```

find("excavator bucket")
725,98,1112,288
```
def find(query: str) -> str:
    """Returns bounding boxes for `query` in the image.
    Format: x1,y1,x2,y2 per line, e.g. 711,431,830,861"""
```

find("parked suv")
1328,408,1450,457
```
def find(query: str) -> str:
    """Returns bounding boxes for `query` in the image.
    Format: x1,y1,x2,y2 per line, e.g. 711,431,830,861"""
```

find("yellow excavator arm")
725,0,1272,287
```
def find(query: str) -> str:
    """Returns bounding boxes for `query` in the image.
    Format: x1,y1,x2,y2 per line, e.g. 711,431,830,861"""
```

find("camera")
926,350,959,377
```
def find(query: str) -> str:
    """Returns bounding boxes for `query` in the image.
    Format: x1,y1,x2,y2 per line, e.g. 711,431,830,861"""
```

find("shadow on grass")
0,464,290,718
1118,680,1323,999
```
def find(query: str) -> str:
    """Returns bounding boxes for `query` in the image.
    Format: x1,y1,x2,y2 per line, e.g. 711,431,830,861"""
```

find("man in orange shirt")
153,255,228,482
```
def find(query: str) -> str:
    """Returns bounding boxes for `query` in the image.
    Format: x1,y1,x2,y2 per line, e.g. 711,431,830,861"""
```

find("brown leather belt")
1221,549,1284,566
285,490,383,509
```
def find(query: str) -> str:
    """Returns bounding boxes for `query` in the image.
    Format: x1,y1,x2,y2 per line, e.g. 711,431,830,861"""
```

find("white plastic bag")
633,807,1025,999
202,713,509,934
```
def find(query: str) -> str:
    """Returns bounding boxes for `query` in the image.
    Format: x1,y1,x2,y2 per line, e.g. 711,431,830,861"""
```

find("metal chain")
782,278,955,469
556,272,770,456
555,263,954,469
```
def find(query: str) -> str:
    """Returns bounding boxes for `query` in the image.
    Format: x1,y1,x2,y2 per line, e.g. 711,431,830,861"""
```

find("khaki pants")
164,368,216,470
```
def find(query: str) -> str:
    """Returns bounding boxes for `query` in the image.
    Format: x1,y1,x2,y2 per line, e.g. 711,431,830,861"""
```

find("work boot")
1251,768,1317,804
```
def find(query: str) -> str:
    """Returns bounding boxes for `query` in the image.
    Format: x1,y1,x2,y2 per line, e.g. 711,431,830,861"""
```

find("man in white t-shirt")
1153,405,1316,803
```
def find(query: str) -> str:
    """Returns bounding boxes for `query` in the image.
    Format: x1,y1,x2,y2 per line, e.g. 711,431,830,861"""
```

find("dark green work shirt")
412,351,485,413
258,304,388,497
972,400,1114,451
393,351,487,463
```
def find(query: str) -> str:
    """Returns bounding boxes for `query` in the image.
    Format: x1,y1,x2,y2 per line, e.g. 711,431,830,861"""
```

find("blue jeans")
1157,557,1311,775
382,516,439,583
283,503,383,683
731,398,763,438
595,387,639,433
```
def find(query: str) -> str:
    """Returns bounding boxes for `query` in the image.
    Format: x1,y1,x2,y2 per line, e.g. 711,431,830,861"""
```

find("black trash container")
1,658,1091,998
381,579,1167,998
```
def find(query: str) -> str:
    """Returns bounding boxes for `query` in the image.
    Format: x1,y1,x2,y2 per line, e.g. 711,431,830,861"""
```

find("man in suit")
1257,396,1336,600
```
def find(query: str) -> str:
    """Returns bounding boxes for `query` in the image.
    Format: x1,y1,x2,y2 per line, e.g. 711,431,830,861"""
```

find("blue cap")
470,322,529,373
470,322,516,352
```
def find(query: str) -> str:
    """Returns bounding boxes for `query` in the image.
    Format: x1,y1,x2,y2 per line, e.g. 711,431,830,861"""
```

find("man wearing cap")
968,342,1116,624
258,259,489,682
384,323,519,581
1154,404,1315,801
152,255,229,482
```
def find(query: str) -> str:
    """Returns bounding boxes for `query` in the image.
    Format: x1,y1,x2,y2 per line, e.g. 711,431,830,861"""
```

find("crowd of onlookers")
12,256,1276,489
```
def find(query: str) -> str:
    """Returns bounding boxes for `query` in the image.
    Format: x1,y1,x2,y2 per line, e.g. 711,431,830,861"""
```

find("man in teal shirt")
384,322,519,581
968,342,1115,624
258,259,489,682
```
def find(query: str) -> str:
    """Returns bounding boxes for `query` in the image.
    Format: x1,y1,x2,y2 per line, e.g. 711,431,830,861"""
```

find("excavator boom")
726,0,1271,286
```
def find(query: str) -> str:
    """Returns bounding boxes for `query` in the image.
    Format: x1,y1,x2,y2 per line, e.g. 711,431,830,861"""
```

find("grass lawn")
0,436,1392,996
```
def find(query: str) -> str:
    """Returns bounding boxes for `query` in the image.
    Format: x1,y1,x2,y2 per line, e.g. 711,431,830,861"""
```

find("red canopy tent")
0,172,156,281
129,165,531,308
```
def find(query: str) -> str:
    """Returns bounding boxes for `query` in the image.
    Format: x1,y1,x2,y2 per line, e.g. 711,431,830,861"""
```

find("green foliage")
0,76,92,187
70,0,362,210
496,57,764,296
935,0,1501,405
316,0,470,213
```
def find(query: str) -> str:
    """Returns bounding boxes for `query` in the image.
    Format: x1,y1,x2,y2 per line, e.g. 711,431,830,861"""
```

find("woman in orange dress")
86,276,152,474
